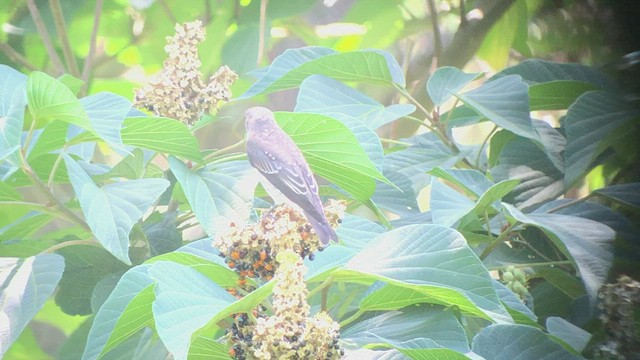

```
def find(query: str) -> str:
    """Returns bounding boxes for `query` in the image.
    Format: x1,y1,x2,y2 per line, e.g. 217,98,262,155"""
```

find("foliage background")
1,0,639,359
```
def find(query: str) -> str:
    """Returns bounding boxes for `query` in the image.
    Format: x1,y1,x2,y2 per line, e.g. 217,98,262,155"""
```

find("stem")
483,210,494,241
394,83,434,122
307,276,333,300
475,124,498,168
40,239,101,254
0,43,37,71
256,0,269,66
480,222,518,260
339,309,365,328
427,0,442,66
201,138,246,164
49,0,80,77
380,138,412,147
207,152,247,165
404,115,439,133
25,0,65,74
159,0,177,23
48,144,69,188
81,0,103,95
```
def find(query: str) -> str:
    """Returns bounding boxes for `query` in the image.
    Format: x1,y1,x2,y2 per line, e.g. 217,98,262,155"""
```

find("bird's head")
245,106,276,134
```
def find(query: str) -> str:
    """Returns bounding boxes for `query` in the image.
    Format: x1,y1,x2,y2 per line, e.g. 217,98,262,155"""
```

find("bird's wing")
247,144,320,206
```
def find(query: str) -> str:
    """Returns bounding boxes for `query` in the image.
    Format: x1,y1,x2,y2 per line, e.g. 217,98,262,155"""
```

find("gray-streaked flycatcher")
245,106,337,245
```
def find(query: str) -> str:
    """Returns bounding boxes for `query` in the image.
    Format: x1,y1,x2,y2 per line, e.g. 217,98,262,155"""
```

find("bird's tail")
305,212,338,246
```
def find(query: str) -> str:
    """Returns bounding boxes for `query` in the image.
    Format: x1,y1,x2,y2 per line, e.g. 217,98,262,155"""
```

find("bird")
244,106,337,245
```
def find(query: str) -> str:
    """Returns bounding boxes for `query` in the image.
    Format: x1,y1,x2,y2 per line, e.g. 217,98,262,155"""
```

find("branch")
49,0,80,77
427,0,442,66
25,0,65,74
81,0,103,95
256,0,269,66
0,43,37,71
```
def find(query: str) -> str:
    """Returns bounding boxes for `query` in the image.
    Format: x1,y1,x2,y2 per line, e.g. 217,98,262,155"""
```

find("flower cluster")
134,20,237,124
226,250,343,360
214,200,346,287
216,201,346,359
594,275,640,359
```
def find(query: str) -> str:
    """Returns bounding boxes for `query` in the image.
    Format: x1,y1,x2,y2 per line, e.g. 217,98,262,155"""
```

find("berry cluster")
501,266,529,301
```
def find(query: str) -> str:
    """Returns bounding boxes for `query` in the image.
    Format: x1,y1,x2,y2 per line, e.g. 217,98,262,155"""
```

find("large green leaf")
0,254,65,359
529,81,597,110
149,261,237,360
472,324,582,359
81,266,155,360
476,0,525,70
563,91,638,187
121,116,202,162
64,155,169,264
492,59,615,90
426,66,481,107
546,317,591,353
296,75,415,130
340,224,509,322
491,134,564,209
27,71,93,133
503,204,614,303
169,158,259,239
0,65,27,165
456,75,540,142
275,112,390,202
342,306,469,354
80,92,131,152
240,47,404,99
593,182,640,210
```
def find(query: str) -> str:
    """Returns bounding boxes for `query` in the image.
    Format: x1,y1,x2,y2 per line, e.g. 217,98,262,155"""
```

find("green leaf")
456,75,540,142
342,306,469,353
472,324,582,359
0,254,65,359
493,280,538,326
546,317,591,353
27,120,69,160
149,261,237,360
426,66,481,106
57,73,84,95
593,182,640,209
148,251,238,288
55,246,128,315
187,336,232,360
492,59,615,90
0,213,54,242
240,47,405,99
336,213,385,250
535,267,585,300
296,75,415,130
341,224,509,322
564,91,639,187
64,154,170,264
80,92,131,152
275,112,390,202
529,81,597,110
0,65,27,166
121,116,203,162
220,23,260,75
429,179,476,227
503,204,614,303
491,135,564,209
81,266,155,360
169,158,259,239
27,71,93,133
476,1,521,70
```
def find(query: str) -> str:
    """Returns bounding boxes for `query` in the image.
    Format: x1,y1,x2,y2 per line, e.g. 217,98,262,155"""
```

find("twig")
40,239,101,254
256,0,269,66
202,138,246,164
81,0,103,95
159,0,177,24
427,0,442,66
394,83,434,122
480,222,518,260
0,43,37,71
475,124,498,168
380,138,412,147
49,0,80,77
488,260,573,271
25,0,65,74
